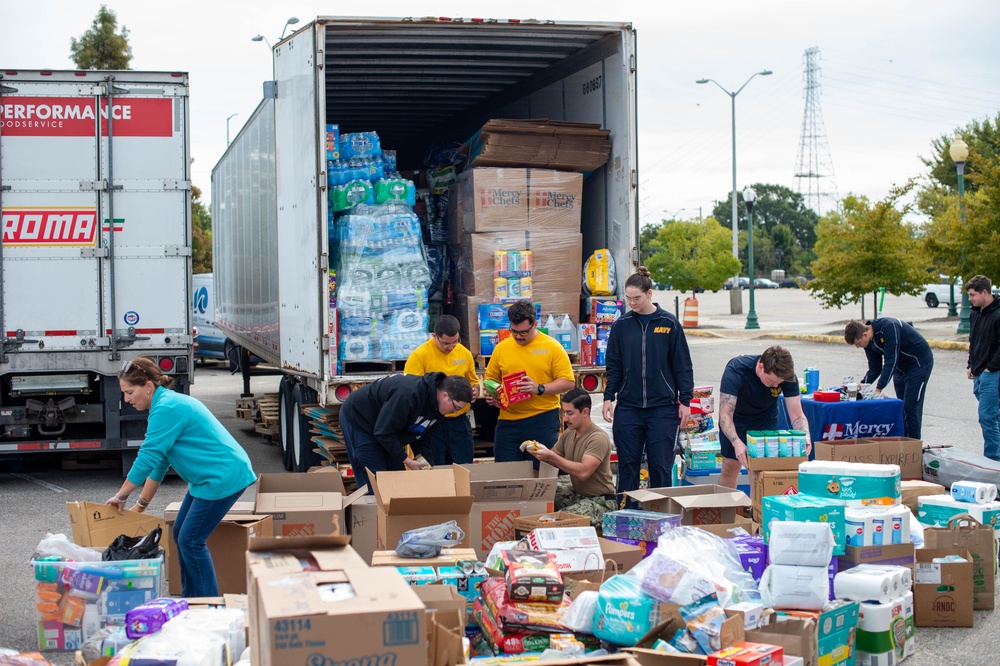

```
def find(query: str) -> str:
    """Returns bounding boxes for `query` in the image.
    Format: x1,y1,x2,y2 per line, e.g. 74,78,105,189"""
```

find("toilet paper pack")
856,592,916,666
760,564,830,611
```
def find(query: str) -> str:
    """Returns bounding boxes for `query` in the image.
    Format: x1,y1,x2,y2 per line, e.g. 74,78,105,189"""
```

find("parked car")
755,278,780,289
724,277,750,290
778,279,800,288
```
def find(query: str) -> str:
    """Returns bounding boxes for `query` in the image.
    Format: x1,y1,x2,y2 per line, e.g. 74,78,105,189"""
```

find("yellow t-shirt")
403,337,478,417
485,332,574,420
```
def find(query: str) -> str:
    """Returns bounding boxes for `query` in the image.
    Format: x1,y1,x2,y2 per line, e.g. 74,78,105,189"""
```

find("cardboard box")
745,616,817,666
163,503,273,595
778,599,860,666
900,479,945,516
633,603,745,654
526,169,583,229
694,516,760,539
66,501,170,557
412,585,467,664
464,461,558,559
837,542,916,582
251,565,427,666
514,511,591,539
347,495,379,565
751,470,799,523
370,547,478,568
745,455,807,475
253,472,365,538
762,494,846,555
368,464,474,552
457,230,582,298
455,167,529,233
813,437,923,480
626,484,751,526
913,547,974,627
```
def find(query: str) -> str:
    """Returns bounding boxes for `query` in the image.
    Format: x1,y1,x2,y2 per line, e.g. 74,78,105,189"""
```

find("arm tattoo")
719,393,740,444
791,415,809,432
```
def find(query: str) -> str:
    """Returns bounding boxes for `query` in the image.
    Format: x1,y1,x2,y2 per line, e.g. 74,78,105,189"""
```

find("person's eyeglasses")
447,396,464,413
509,323,535,338
625,295,645,303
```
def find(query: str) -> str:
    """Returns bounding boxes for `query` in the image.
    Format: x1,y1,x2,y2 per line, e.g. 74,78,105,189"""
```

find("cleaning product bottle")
560,313,578,353
541,313,556,337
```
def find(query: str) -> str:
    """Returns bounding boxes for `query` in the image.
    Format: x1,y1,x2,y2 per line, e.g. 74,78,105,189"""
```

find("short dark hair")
560,387,592,412
966,275,992,294
440,375,473,403
625,266,654,292
507,300,536,326
434,314,461,337
844,320,868,345
760,346,795,382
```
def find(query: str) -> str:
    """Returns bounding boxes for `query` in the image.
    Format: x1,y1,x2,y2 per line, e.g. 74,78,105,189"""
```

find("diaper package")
593,574,663,646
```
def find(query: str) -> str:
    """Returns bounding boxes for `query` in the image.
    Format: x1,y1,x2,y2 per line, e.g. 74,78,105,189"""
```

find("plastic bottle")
543,314,557,338
560,314,579,353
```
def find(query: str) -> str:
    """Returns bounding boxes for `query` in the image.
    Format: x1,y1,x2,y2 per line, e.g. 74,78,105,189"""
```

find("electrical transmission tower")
794,47,840,215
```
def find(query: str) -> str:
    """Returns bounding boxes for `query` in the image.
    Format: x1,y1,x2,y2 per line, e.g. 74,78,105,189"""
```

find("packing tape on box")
951,480,998,504
833,566,899,604
759,564,829,611
767,520,835,567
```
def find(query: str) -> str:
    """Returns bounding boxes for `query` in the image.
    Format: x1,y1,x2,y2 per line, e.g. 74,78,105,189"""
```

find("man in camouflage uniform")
526,387,617,528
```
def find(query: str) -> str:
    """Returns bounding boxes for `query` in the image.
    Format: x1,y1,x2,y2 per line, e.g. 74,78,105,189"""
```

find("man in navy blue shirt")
844,318,933,439
718,346,811,489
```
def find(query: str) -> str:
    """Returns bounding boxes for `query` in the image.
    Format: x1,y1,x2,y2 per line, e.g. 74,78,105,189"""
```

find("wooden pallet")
235,397,257,420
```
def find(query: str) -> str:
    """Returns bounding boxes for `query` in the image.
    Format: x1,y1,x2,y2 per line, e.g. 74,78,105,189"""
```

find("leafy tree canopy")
70,6,132,70
808,184,928,310
191,185,212,274
921,113,1000,194
645,218,741,295
711,183,820,251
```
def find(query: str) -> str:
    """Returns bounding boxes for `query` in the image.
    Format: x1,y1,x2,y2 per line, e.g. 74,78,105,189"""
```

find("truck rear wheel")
278,377,295,470
291,384,319,473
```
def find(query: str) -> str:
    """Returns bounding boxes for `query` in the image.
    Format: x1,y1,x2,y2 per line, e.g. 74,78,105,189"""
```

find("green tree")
639,221,665,265
921,113,1000,194
808,184,928,311
711,183,820,251
70,6,132,70
957,154,1000,281
645,218,741,295
191,186,212,273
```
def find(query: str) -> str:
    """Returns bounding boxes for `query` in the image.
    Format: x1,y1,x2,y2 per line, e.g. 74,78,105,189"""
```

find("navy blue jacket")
603,306,694,408
862,318,933,389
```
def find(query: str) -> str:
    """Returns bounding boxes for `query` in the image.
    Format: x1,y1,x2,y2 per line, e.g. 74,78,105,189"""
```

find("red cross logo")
822,423,844,440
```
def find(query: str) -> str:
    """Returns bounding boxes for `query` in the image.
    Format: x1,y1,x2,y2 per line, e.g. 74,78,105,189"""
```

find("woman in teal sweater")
107,357,256,597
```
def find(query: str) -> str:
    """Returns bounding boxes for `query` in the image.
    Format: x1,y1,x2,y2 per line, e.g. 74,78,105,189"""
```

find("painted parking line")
9,473,68,493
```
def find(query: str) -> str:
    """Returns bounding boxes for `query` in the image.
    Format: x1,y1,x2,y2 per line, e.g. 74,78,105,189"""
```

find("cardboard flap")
387,495,475,516
66,501,171,557
342,485,369,510
248,534,352,553
464,461,558,502
255,471,346,495
672,491,751,510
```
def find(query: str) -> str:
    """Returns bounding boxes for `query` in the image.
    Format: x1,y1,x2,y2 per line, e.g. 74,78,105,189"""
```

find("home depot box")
163,503,272,595
751,470,799,522
368,464,474,552
457,229,583,297
527,169,583,229
66,501,171,557
253,472,365,538
514,511,592,539
251,564,427,666
454,167,529,233
464,461,558,558
913,547,974,627
814,437,922,480
626,484,751,526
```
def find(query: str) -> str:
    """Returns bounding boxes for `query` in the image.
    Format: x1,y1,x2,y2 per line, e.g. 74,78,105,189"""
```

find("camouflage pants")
555,481,618,529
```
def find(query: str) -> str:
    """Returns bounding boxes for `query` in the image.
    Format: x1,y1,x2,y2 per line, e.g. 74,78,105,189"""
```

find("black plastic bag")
102,526,162,561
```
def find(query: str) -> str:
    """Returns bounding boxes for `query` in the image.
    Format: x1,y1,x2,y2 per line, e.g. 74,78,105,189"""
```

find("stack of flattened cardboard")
467,119,612,172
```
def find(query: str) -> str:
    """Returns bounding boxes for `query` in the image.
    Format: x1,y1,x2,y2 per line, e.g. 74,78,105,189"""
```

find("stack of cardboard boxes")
449,167,584,355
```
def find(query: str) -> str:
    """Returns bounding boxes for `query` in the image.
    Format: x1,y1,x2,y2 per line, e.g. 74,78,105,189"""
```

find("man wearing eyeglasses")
484,300,576,464
339,372,474,494
404,315,480,465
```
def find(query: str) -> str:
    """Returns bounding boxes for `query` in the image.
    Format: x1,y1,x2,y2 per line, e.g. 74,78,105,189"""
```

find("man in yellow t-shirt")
404,315,480,464
527,387,616,527
484,300,575,464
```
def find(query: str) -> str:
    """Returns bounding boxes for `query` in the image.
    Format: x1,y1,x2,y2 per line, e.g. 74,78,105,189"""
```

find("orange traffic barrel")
683,296,699,328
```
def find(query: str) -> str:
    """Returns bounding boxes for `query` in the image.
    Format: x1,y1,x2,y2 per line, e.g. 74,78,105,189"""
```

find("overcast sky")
3,1,998,228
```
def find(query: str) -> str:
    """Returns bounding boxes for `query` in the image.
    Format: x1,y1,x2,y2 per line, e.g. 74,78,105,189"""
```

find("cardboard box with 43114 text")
67,501,171,557
626,484,751,527
253,471,365,538
245,535,424,666
463,461,558,559
914,548,974,627
164,501,272,595
368,464,474,552
813,437,922,480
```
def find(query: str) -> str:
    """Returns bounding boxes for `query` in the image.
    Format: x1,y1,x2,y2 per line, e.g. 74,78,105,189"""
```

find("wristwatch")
537,384,546,396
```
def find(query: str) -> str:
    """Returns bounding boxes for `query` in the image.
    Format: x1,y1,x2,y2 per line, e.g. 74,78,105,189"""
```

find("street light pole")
696,69,772,315
951,136,971,334
744,187,760,329
226,113,238,147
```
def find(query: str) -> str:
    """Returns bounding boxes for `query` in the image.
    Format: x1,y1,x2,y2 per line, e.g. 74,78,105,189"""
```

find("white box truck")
0,69,194,464
212,17,638,471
